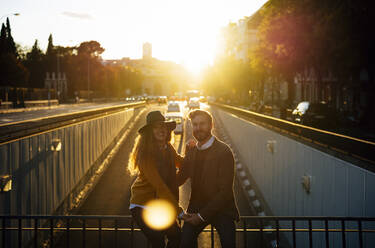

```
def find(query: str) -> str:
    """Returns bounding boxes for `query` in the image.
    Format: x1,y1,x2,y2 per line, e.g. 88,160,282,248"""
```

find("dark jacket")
177,137,239,221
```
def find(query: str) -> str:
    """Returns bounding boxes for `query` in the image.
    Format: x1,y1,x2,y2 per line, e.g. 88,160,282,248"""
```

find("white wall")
215,107,375,247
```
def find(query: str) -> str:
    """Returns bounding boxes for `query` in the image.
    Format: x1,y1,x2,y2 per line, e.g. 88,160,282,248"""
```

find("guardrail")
1,215,374,248
0,101,146,145
24,100,59,107
210,102,375,171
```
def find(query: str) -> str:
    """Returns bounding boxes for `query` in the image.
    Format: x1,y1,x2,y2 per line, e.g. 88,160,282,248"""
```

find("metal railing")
0,101,146,145
1,215,374,248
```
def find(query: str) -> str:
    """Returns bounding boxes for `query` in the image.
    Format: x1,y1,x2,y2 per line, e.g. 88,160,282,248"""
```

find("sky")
1,0,267,73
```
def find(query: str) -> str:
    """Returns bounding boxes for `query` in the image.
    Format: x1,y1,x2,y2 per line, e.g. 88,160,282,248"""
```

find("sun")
132,7,218,76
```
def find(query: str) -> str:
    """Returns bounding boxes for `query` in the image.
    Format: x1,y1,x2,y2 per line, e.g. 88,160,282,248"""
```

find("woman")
128,110,183,248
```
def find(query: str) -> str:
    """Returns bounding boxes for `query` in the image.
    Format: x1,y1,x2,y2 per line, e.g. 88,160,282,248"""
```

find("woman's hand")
184,213,204,226
185,139,196,152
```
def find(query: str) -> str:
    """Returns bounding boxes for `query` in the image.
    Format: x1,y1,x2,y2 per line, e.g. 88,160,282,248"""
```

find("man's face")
191,114,212,142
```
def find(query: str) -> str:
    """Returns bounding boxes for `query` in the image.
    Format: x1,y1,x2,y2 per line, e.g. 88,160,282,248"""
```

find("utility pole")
57,53,60,101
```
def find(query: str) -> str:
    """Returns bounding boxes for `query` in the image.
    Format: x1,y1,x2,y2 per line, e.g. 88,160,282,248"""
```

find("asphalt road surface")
0,101,135,125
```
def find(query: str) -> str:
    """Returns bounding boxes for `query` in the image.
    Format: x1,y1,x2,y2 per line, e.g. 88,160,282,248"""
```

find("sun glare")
142,199,176,230
104,1,221,75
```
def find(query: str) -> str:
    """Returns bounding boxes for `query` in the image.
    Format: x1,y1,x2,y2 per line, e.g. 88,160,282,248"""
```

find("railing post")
98,218,102,248
66,218,70,248
50,218,54,247
130,218,134,248
243,219,247,248
82,219,86,248
260,219,264,248
292,219,296,248
341,220,346,248
308,219,312,248
18,218,22,248
114,219,118,248
358,220,363,248
2,218,5,248
211,225,214,248
325,219,330,248
276,219,280,247
34,218,38,248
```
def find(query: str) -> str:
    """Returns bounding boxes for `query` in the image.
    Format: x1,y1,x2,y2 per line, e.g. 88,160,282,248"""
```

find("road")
0,101,136,125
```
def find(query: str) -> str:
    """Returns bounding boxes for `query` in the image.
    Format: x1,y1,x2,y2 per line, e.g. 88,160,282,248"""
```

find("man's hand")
184,213,204,226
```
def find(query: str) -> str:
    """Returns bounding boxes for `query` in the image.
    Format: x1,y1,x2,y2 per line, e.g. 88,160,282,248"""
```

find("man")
178,109,239,248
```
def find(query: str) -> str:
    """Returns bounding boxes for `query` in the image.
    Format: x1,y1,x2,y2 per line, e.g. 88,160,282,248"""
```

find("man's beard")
193,130,210,142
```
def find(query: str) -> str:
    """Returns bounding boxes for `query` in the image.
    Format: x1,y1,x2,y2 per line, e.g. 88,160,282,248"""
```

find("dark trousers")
131,207,181,248
180,214,236,248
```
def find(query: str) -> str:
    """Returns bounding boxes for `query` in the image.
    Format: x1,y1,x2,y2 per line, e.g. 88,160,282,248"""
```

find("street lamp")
88,58,90,101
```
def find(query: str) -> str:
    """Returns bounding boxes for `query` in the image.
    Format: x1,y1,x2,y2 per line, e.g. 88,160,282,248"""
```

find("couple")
128,109,239,248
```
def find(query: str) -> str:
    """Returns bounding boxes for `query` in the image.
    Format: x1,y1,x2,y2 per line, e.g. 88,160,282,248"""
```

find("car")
165,112,184,134
292,101,337,130
158,96,167,104
199,96,207,102
188,97,200,109
167,102,181,112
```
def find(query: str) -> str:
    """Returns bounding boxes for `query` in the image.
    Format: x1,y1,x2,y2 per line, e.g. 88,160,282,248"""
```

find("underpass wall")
0,107,142,217
214,107,375,248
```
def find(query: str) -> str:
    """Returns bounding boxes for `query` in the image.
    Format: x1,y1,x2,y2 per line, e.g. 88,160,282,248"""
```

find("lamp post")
87,58,90,101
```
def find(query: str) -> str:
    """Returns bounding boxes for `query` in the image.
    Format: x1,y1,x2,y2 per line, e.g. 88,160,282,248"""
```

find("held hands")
181,213,204,226
185,139,197,153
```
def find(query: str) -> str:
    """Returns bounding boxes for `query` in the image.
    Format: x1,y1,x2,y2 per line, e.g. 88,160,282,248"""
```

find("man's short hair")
188,109,213,124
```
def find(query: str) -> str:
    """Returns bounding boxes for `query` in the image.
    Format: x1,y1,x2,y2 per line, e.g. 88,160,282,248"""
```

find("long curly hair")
127,126,172,176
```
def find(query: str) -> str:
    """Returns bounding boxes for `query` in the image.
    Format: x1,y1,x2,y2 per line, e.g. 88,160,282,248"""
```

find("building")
142,42,152,60
219,16,258,62
103,43,189,96
44,72,68,100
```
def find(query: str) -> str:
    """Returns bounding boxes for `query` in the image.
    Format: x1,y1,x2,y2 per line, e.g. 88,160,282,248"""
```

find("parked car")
165,112,184,134
188,97,200,109
292,101,338,130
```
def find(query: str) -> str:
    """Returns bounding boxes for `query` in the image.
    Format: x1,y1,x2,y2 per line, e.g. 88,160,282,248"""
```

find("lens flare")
142,199,176,230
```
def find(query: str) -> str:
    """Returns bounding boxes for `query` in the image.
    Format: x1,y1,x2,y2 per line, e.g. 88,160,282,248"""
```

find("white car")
167,102,181,113
188,97,200,109
165,112,184,134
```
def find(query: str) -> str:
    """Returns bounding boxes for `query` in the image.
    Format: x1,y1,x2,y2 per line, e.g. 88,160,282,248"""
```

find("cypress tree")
5,18,18,57
46,34,54,56
25,39,45,88
0,24,6,55
45,34,56,73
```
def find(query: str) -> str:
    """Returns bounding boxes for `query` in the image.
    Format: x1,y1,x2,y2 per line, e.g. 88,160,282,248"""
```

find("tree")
46,34,54,56
0,19,28,87
24,40,45,88
0,24,7,54
0,53,28,87
77,41,104,57
5,18,18,57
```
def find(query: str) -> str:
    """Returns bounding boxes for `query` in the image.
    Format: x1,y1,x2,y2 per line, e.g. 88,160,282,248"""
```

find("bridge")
1,101,374,248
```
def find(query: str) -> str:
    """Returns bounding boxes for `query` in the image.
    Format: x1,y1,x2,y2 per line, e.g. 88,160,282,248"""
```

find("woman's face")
152,122,168,144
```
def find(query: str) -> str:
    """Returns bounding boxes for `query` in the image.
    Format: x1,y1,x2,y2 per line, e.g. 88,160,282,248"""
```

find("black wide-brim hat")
138,110,176,134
